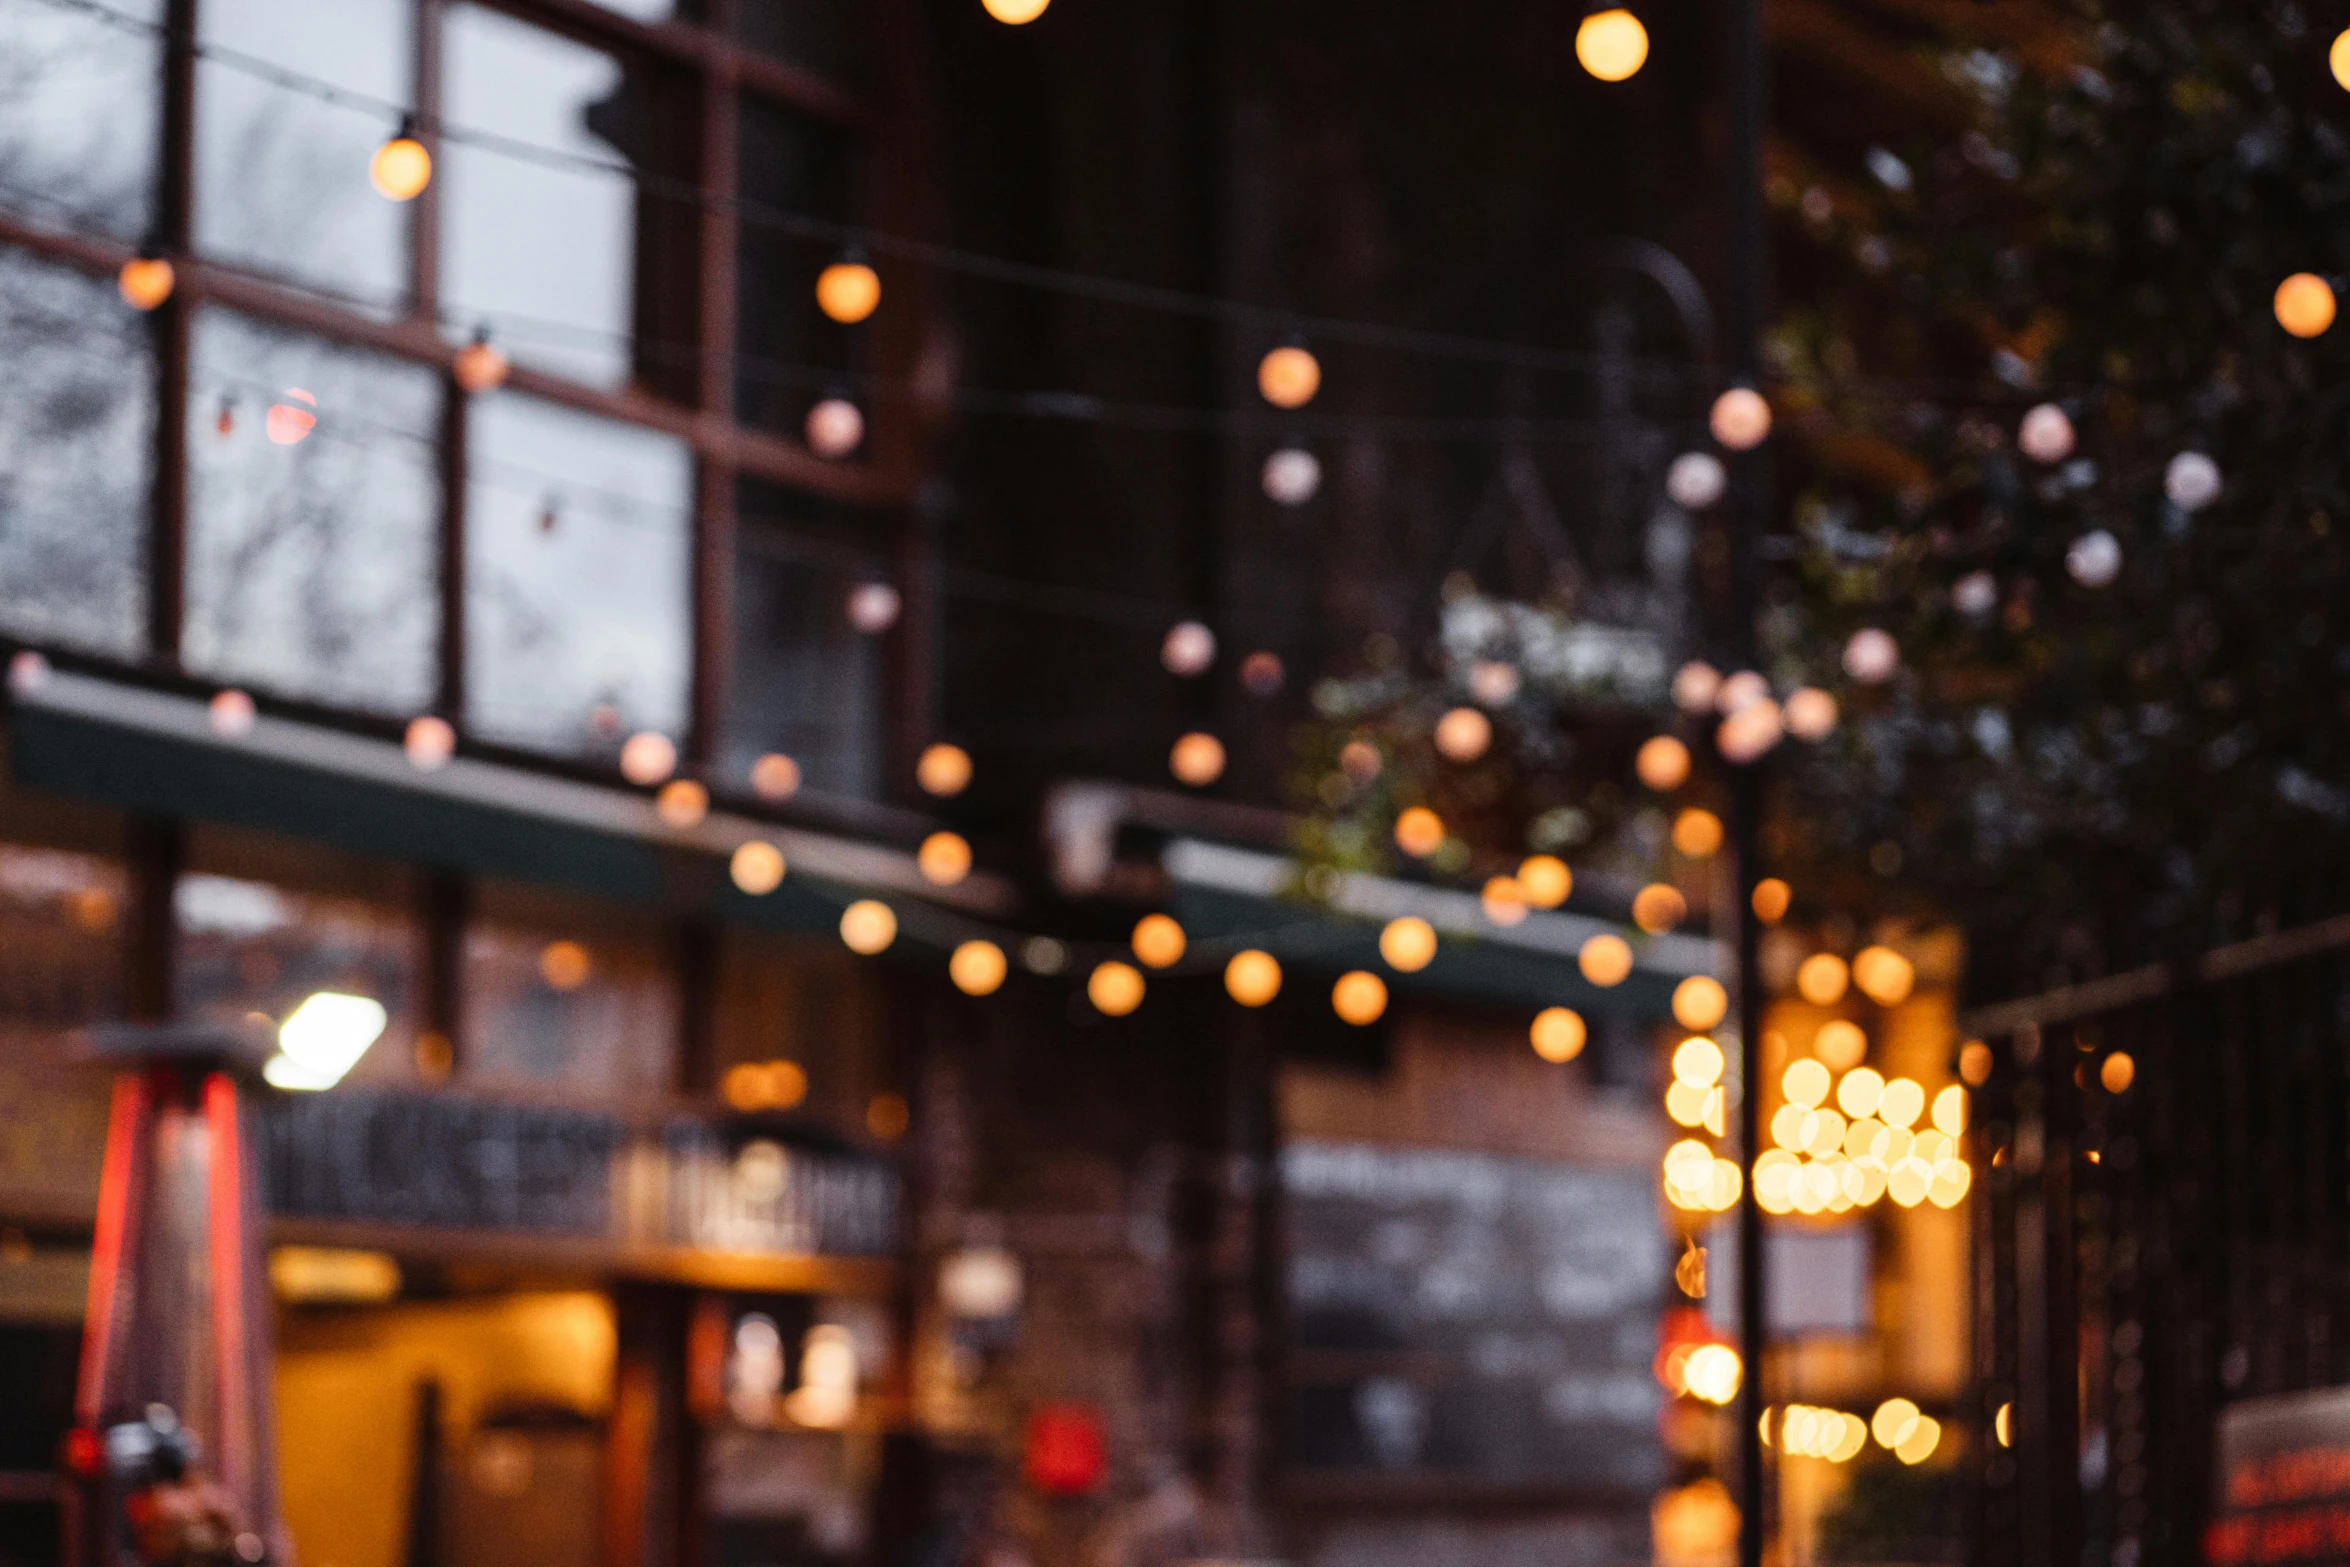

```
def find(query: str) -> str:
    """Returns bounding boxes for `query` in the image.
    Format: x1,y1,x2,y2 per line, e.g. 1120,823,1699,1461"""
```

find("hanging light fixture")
451,328,510,394
117,249,174,311
815,253,882,324
1257,343,1322,409
370,116,432,201
1575,7,1650,81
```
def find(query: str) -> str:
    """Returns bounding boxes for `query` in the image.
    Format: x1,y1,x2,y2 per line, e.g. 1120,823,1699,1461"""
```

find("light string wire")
16,0,2033,406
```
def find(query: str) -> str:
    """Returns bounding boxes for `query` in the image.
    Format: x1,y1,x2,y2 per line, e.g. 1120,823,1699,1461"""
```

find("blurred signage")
2209,1386,2350,1565
1279,1139,1665,1493
260,1089,899,1259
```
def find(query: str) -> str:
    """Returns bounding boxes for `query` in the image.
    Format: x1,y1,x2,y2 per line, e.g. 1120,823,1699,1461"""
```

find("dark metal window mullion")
148,0,199,670
688,5,741,771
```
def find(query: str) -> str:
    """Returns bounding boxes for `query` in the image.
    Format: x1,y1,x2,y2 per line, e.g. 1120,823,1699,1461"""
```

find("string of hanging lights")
28,0,1722,386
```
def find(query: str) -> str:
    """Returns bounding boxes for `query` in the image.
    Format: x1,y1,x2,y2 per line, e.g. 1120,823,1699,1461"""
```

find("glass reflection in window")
465,393,692,756
183,308,441,715
735,94,857,435
441,6,638,388
462,890,678,1098
728,496,881,799
173,872,418,1090
0,0,159,239
0,248,153,658
195,0,411,313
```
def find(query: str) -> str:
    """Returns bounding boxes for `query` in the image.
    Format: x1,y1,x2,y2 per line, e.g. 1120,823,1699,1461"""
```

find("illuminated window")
183,309,441,713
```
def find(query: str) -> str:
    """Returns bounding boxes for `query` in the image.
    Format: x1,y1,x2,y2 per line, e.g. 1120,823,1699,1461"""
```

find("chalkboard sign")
1281,1139,1666,1494
2208,1385,2350,1566
261,1090,900,1259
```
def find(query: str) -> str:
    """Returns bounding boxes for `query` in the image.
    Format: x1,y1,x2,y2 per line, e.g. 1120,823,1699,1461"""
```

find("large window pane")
463,882,678,1098
0,0,158,240
0,248,153,658
735,94,857,436
195,0,411,313
183,308,441,714
465,393,692,755
441,6,638,389
728,487,881,798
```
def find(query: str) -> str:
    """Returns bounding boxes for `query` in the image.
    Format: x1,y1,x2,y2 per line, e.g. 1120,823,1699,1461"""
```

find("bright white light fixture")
263,992,388,1091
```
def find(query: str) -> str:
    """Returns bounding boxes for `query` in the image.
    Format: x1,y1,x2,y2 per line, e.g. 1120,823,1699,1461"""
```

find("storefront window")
0,0,159,240
195,0,412,314
183,307,442,715
440,5,639,389
0,247,152,659
0,839,124,1221
172,859,421,1091
464,391,692,756
462,883,678,1098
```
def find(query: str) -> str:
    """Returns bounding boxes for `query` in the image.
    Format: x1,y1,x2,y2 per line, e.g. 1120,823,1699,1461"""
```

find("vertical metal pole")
1726,3,1769,1566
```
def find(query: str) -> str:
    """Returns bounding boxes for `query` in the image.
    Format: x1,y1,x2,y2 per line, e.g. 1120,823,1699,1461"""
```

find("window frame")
0,0,921,776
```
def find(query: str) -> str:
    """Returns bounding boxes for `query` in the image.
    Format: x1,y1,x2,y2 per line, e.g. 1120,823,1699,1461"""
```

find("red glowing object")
266,388,318,446
1022,1403,1107,1496
61,1427,102,1477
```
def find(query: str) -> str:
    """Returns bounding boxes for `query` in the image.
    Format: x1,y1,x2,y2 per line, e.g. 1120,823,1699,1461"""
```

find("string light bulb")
1088,960,1145,1017
917,742,973,797
1579,933,1633,988
1262,447,1322,505
1332,971,1388,1025
806,397,865,459
1671,808,1723,858
816,256,882,323
1434,706,1492,762
2276,272,2337,338
1633,883,1687,934
403,715,455,771
1672,976,1728,1032
1161,621,1217,677
1518,855,1571,909
1379,916,1438,973
266,388,318,446
2334,27,2350,91
918,831,973,886
1394,807,1445,858
1131,913,1187,968
656,779,709,828
452,330,510,394
731,840,786,895
1480,877,1529,927
370,118,432,201
950,940,1008,996
620,731,678,786
751,753,801,800
1257,344,1321,409
1783,687,1839,741
1169,732,1226,787
1709,386,1772,451
1575,8,1649,81
1531,1006,1587,1062
1636,735,1691,791
1796,953,1848,1005
1225,950,1282,1006
117,253,174,311
1752,878,1791,924
840,900,898,955
1852,945,1916,1006
981,0,1051,21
